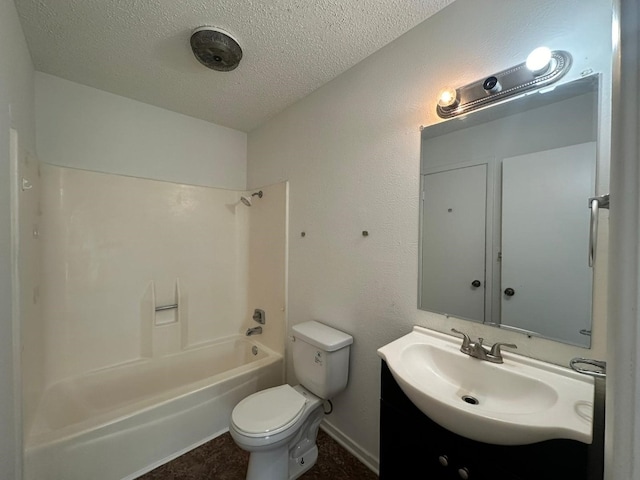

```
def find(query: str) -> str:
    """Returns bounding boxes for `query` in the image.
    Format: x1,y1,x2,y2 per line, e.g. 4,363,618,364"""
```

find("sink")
377,326,594,445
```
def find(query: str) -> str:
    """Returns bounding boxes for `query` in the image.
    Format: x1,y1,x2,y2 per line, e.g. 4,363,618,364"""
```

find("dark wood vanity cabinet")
379,361,592,480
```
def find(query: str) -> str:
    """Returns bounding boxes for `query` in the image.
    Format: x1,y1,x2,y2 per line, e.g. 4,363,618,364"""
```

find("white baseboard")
320,421,379,475
123,427,228,480
124,420,380,480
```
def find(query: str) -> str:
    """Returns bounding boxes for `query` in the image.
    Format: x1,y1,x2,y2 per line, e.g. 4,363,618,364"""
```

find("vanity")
383,47,609,479
379,360,591,480
377,327,600,480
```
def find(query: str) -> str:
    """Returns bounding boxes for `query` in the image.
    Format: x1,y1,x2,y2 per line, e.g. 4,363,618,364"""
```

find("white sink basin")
377,326,594,445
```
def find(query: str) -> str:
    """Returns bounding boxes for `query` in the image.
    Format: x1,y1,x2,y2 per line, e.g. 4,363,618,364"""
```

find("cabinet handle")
504,287,515,297
438,455,449,467
458,466,470,479
471,280,481,288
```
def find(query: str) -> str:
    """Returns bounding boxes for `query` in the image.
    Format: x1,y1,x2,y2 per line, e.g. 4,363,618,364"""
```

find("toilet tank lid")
292,321,353,351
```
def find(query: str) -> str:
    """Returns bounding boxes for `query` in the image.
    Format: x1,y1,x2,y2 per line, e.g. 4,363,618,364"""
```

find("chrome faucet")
246,326,263,336
451,329,517,364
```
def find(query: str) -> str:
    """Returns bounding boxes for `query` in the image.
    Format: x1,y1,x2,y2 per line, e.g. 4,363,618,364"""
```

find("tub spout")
246,326,263,336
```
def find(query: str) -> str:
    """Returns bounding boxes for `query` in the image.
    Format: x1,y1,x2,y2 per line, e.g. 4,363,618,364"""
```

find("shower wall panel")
245,181,288,356
15,144,43,436
40,165,249,385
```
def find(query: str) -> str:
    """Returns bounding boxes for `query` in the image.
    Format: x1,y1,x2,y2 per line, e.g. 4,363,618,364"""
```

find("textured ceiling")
14,0,454,132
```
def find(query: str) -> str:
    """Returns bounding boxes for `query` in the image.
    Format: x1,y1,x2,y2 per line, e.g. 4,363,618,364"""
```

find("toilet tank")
291,321,353,399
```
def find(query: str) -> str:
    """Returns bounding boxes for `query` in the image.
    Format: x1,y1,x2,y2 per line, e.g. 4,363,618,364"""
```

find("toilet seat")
231,385,307,438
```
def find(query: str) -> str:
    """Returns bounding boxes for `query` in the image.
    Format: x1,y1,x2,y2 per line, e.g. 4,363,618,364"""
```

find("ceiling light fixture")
190,27,243,72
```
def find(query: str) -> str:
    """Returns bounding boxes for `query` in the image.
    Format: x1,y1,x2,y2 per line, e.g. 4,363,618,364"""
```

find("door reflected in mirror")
418,75,601,348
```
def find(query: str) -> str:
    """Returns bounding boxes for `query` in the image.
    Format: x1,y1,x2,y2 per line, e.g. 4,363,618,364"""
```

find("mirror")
419,75,601,348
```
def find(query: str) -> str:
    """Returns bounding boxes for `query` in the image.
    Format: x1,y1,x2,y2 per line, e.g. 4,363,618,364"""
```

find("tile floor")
136,428,378,480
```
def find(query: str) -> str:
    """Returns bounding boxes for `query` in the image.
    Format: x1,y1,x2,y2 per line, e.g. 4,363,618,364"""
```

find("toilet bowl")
229,385,323,480
229,321,353,480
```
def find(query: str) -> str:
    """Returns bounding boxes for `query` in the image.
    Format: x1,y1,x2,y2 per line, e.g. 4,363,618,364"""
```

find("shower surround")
24,164,287,479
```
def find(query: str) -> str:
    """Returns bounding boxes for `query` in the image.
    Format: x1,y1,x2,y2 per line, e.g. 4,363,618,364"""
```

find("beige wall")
247,0,613,467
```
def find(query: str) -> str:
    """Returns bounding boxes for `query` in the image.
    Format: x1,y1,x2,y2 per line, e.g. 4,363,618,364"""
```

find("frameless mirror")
419,75,601,347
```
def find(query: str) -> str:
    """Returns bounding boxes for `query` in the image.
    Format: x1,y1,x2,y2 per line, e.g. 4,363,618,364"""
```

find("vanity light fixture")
436,48,572,119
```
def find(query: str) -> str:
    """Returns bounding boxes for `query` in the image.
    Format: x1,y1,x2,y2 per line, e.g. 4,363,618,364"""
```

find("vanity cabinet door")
380,398,458,479
381,397,519,480
380,360,457,478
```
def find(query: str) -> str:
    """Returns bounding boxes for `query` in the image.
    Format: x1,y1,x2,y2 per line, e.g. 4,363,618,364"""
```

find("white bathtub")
24,337,283,480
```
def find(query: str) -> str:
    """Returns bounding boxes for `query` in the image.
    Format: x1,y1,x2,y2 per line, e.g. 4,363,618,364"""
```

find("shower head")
240,190,263,207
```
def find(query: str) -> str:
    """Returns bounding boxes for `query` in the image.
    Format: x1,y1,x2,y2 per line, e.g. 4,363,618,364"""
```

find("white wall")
0,0,36,477
35,73,247,190
247,0,613,467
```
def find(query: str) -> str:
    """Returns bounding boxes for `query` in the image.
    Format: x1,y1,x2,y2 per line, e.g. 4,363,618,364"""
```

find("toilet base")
289,444,318,480
243,395,324,480
246,448,289,480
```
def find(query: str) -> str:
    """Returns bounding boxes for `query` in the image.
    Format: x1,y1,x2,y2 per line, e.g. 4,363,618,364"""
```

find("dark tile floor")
136,428,378,480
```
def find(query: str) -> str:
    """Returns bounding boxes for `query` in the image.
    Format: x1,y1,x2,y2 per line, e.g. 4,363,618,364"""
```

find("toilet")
229,320,353,480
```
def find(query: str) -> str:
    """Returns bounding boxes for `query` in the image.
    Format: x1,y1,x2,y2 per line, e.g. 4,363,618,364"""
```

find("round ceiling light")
190,27,242,72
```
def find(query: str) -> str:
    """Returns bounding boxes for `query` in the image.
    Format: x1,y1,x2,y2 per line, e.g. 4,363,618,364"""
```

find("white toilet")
229,320,353,480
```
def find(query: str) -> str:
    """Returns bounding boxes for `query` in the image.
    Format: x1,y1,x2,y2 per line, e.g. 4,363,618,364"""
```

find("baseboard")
122,427,229,480
123,420,380,479
320,421,379,475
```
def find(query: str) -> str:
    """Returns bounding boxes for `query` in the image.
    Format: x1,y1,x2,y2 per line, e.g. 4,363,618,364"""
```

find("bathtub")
24,337,283,480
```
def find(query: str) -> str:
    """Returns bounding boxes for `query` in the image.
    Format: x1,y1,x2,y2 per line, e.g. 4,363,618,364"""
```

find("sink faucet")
246,326,263,336
451,329,517,364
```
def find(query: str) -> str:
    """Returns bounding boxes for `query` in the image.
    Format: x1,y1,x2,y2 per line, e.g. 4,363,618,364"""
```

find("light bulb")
526,47,552,74
437,87,458,108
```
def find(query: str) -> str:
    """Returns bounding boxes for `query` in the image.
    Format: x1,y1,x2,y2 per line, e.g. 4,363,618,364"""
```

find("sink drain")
462,395,479,405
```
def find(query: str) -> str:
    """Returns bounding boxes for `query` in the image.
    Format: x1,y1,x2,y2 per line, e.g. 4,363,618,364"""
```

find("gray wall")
0,0,36,477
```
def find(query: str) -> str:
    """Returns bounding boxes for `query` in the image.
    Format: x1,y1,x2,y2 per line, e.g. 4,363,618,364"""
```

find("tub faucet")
451,328,517,364
246,326,263,336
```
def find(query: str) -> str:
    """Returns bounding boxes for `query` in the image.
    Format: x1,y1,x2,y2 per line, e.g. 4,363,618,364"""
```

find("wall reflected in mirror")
419,75,601,348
